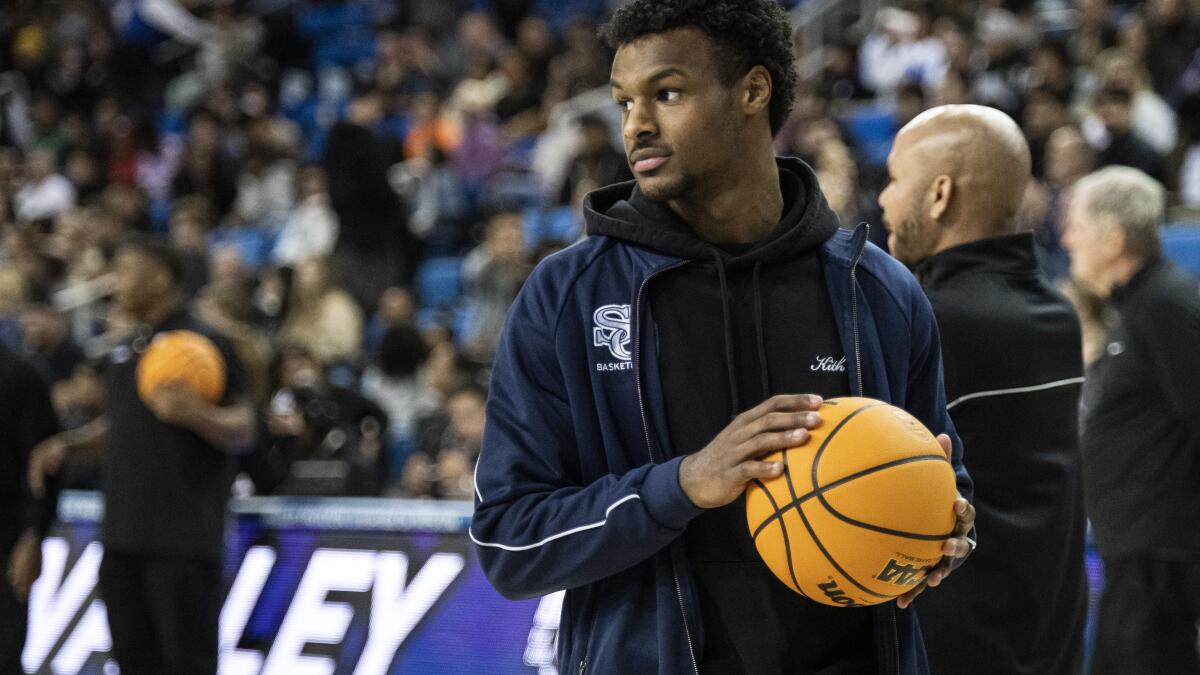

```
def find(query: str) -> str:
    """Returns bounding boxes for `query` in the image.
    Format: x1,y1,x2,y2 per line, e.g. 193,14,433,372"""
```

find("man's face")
610,28,739,202
1024,96,1065,139
878,138,939,266
1061,192,1114,294
1095,98,1132,134
112,250,168,318
1046,129,1091,189
20,307,60,349
448,392,486,444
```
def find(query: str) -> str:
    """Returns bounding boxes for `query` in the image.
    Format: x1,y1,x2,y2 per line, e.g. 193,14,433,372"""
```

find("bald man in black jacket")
880,105,1088,674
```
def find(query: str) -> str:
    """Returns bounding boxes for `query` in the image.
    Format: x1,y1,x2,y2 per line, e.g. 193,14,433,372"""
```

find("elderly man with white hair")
1061,166,1200,675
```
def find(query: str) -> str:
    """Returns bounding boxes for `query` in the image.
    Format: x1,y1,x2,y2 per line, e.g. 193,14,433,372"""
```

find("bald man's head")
878,104,1033,266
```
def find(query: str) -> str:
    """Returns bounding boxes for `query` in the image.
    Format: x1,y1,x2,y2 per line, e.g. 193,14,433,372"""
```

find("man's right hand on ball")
678,394,824,509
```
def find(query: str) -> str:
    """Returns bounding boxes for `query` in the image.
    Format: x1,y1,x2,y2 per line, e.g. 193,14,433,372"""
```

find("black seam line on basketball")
751,478,807,598
750,454,951,540
810,402,889,494
810,402,956,541
782,442,800,505
793,495,891,599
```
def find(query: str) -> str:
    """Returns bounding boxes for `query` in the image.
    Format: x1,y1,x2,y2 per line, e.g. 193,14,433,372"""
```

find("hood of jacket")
582,157,841,265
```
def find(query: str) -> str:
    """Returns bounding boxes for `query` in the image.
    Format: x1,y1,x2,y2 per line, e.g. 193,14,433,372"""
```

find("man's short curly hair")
599,0,798,135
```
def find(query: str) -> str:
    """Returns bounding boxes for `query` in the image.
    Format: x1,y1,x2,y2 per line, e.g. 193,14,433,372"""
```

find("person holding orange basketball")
28,234,255,675
471,2,974,673
880,105,1088,675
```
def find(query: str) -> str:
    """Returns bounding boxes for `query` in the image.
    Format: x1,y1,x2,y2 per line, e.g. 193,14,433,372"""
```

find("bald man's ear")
928,175,954,222
740,66,773,119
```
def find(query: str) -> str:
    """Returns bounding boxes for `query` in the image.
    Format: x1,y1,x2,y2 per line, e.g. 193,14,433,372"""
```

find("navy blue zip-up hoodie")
471,158,972,675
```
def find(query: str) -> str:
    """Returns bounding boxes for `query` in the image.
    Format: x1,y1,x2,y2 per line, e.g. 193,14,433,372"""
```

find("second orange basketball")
745,397,958,607
136,330,228,405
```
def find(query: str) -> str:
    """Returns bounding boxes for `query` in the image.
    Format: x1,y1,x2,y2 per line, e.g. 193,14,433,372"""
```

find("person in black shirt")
323,84,416,313
0,344,61,673
881,105,1087,674
1092,87,1165,182
29,234,256,675
19,300,84,386
1061,166,1200,674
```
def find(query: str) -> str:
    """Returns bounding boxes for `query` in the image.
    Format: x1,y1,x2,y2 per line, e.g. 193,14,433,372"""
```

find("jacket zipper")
849,228,865,396
891,607,900,675
848,229,895,672
634,264,700,675
578,657,587,675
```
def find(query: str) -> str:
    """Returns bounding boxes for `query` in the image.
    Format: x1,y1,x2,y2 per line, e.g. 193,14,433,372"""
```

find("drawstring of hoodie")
711,250,740,420
752,261,770,401
710,252,773,418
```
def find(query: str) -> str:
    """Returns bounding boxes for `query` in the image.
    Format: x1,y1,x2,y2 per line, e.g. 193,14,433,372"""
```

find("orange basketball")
136,330,227,405
745,397,957,607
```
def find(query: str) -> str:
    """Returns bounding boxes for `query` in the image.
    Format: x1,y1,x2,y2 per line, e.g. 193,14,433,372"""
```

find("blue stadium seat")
523,206,582,250
296,4,375,69
842,104,899,168
386,434,416,480
207,227,280,270
1161,223,1200,275
417,257,465,308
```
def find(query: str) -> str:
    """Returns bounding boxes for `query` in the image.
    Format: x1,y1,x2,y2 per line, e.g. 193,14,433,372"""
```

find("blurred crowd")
0,0,1197,499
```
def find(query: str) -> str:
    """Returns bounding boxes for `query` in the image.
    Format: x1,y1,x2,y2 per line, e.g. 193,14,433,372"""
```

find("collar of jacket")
1110,253,1166,306
623,222,870,280
913,232,1040,287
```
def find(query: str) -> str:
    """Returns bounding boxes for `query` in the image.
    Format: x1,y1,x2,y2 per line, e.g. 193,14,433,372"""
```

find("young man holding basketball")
880,105,1088,674
27,235,255,675
471,2,974,673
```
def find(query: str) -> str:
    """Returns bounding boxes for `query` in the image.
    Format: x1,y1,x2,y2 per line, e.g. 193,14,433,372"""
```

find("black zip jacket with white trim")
913,232,1087,675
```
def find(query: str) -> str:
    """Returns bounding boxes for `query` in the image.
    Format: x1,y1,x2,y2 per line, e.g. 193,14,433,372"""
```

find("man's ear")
741,65,773,118
1102,221,1128,261
928,175,955,222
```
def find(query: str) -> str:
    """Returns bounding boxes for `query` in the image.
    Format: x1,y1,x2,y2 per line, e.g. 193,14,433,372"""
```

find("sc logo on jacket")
593,304,632,369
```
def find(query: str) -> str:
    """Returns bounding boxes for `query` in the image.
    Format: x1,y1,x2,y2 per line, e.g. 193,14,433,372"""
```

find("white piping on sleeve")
945,376,1086,411
468,493,642,552
472,454,484,503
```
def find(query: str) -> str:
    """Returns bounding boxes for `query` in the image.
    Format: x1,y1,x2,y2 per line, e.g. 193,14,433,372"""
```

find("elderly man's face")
1061,192,1119,295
